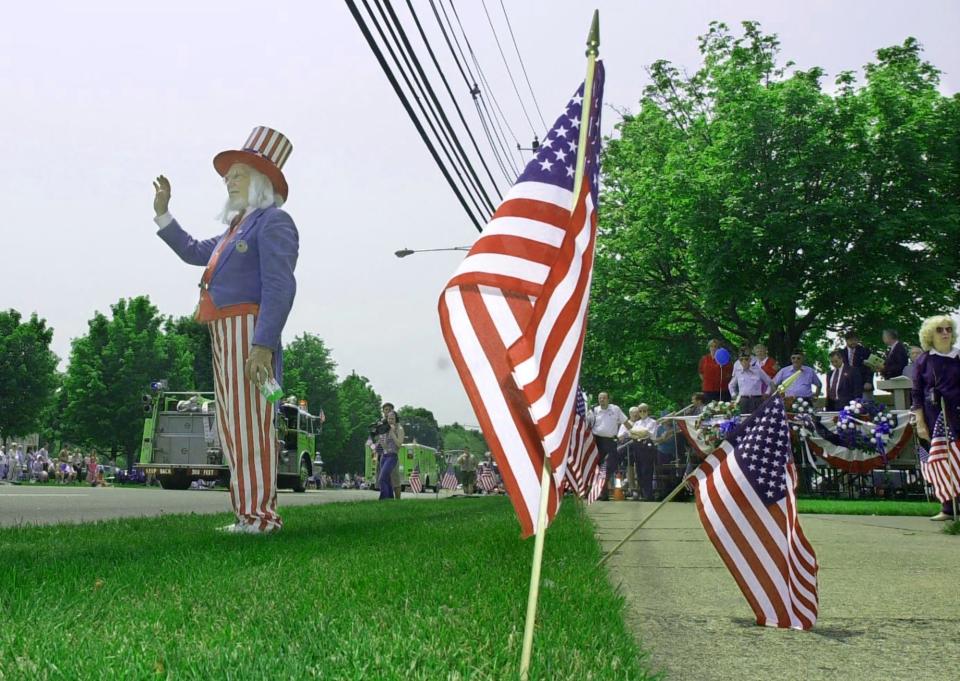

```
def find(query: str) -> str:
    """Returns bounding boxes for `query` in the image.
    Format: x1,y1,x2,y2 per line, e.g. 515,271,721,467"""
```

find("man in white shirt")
591,392,631,499
729,352,774,414
629,404,659,501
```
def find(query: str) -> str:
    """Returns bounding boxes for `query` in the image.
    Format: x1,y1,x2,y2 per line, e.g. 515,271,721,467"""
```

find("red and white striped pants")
210,314,282,532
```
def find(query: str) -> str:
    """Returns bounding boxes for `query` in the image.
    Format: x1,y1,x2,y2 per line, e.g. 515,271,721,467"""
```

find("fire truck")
364,441,440,491
136,385,322,491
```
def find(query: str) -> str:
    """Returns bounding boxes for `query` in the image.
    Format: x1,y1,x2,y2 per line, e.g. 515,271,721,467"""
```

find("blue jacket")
157,206,298,350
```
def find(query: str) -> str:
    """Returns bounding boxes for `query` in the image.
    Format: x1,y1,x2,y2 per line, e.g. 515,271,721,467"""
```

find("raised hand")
153,175,171,216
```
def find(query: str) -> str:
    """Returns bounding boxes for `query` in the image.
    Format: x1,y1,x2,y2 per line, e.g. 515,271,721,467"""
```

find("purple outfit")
157,206,299,351
912,349,960,515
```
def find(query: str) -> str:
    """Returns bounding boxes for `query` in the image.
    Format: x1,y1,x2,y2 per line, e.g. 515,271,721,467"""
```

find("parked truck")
136,388,322,492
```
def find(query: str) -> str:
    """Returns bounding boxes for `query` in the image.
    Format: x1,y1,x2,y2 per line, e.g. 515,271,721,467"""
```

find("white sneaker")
217,521,277,535
929,512,951,521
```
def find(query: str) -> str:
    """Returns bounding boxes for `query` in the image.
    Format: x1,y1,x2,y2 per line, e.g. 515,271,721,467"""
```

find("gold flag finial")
586,9,599,57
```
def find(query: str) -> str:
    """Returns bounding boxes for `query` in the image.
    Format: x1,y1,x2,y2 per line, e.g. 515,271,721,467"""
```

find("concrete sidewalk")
590,501,959,681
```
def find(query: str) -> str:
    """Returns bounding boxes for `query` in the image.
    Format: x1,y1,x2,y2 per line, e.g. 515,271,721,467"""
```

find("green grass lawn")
0,498,653,680
796,498,941,516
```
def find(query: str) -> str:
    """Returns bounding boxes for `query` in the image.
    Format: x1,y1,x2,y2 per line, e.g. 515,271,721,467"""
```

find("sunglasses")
936,326,953,333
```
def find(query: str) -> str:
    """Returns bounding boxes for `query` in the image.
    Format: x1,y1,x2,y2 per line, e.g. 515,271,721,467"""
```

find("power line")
429,0,519,177
426,0,474,88
472,96,514,183
478,0,538,135
497,0,547,130
371,0,495,216
400,0,504,199
446,0,526,169
344,0,483,231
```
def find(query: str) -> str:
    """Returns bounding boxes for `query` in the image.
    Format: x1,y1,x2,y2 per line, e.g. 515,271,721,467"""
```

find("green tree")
0,310,58,441
166,316,214,391
61,297,192,461
334,371,382,475
396,406,440,448
283,333,343,463
439,423,488,456
587,23,960,406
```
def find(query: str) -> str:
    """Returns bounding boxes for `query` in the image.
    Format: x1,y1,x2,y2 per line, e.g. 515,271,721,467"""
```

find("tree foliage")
61,296,192,459
334,371,382,475
0,310,58,440
397,405,440,448
166,315,213,391
283,333,343,463
439,424,488,455
587,23,960,408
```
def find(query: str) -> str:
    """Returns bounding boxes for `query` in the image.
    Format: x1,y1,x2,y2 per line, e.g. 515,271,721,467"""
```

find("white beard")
219,194,249,224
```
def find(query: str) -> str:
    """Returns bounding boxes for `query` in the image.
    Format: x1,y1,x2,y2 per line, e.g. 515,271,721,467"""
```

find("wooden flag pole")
941,398,958,522
598,473,693,567
598,373,803,567
519,11,600,680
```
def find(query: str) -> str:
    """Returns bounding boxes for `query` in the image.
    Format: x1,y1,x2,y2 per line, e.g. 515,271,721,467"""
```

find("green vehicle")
364,441,440,491
137,389,322,492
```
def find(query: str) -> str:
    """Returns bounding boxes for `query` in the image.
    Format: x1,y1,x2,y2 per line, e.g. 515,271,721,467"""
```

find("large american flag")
564,387,601,497
919,413,960,504
409,466,423,494
692,395,819,630
439,63,605,538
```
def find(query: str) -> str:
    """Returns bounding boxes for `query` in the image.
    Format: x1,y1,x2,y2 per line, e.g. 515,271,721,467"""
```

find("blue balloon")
715,348,731,366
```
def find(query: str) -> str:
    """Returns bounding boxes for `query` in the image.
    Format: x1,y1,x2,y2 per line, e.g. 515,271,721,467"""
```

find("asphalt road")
0,483,406,527
591,501,960,681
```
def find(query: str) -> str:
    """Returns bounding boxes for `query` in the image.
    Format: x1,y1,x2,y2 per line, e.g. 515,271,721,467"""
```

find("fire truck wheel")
292,457,310,493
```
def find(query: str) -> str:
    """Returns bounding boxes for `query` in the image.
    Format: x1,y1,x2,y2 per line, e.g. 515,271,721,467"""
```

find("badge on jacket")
235,240,248,253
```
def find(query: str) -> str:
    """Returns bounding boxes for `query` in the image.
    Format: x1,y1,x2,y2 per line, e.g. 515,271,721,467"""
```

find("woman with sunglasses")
911,314,960,521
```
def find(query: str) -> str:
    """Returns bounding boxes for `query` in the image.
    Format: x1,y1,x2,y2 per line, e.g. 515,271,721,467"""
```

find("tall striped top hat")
213,126,293,200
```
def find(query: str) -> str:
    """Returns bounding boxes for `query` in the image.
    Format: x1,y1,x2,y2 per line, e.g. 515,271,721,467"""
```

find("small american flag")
409,466,423,494
919,413,960,503
586,463,607,504
440,466,459,491
478,464,497,492
692,395,819,630
565,387,600,497
439,63,605,538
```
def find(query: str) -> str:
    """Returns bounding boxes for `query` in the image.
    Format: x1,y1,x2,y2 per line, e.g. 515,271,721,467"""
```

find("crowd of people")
0,444,112,486
589,314,958,521
696,329,920,406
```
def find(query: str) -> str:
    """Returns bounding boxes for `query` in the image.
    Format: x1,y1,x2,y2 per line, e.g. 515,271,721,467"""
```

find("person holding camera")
374,406,405,501
371,402,404,499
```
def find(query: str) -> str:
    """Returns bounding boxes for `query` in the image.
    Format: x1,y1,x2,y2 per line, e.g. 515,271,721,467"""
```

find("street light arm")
394,246,471,258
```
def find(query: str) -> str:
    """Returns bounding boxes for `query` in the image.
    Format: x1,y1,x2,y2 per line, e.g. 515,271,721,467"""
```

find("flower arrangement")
789,397,816,438
837,399,898,455
698,400,740,448
790,397,899,457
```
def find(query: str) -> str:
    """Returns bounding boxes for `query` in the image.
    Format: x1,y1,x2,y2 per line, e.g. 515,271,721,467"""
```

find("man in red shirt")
699,338,732,402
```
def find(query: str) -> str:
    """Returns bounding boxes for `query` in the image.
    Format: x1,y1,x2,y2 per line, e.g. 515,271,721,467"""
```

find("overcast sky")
2,1,957,425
